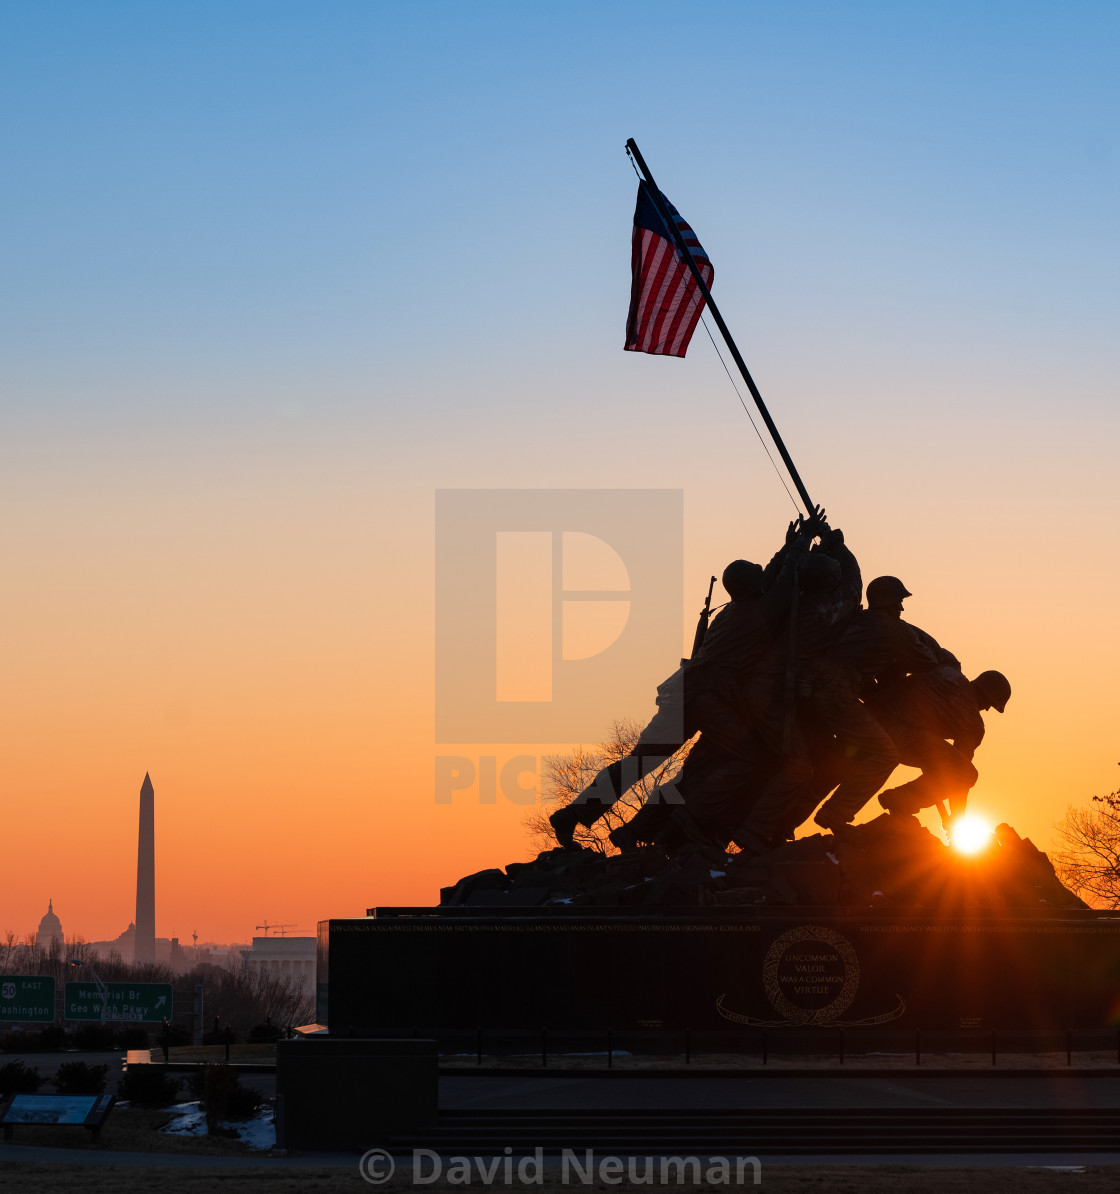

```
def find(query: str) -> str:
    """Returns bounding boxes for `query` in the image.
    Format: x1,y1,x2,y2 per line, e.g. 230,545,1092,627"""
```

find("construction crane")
255,921,299,938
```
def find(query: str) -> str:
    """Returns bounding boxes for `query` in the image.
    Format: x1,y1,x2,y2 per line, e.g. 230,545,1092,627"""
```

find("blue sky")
4,1,1116,431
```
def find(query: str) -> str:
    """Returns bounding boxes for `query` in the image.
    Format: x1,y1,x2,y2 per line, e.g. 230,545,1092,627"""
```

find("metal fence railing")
371,1025,1120,1070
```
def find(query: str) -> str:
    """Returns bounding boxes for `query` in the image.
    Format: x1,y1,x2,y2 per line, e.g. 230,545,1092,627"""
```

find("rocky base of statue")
440,815,1085,913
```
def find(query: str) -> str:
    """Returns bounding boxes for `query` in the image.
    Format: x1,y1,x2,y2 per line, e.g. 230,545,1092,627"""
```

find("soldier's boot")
608,821,641,852
548,804,584,849
813,806,855,836
878,782,924,817
610,801,672,851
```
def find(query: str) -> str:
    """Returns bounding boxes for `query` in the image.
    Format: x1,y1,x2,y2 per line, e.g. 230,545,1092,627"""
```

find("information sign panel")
64,982,173,1022
0,976,55,1023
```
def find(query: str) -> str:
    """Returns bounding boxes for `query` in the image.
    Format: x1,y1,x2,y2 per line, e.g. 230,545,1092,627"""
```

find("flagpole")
625,138,816,516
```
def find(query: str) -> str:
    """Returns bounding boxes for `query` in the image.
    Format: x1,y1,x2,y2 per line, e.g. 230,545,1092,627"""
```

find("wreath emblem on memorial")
716,924,904,1027
761,925,860,1025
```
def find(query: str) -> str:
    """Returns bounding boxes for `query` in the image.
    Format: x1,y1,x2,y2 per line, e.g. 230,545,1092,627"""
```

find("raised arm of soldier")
761,519,801,590
759,526,811,623
760,506,827,588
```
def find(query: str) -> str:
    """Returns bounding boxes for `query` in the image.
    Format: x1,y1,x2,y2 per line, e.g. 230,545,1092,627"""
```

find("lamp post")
68,957,109,1024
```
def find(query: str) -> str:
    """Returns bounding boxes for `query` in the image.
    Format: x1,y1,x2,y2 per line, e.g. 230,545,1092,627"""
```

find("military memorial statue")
449,139,1055,917
321,142,1113,1044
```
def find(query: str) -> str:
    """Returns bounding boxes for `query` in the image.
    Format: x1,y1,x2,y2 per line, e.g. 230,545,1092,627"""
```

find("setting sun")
952,814,995,855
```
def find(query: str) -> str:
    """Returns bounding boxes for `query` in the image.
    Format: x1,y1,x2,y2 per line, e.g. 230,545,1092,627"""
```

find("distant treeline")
1,935,315,1039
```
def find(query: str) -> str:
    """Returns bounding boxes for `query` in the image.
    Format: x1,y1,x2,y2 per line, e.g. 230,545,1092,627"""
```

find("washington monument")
135,772,155,965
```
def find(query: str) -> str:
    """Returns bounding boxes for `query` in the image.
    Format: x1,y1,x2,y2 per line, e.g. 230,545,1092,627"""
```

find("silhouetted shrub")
118,1064,179,1108
0,1060,43,1096
13,1026,68,1053
248,1017,283,1043
202,1025,238,1046
117,1027,150,1050
189,1063,262,1128
54,1061,108,1095
73,1024,116,1051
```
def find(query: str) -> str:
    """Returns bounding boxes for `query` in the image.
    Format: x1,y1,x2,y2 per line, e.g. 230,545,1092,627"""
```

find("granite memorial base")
320,908,1120,1036
276,1037,437,1151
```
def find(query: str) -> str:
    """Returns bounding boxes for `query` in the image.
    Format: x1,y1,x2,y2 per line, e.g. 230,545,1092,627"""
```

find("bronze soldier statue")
798,574,945,834
550,523,809,850
871,667,1011,824
728,522,863,855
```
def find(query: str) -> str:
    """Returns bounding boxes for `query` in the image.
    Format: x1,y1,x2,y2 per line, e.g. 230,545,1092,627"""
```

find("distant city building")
191,943,250,974
88,922,135,962
35,900,63,950
242,937,316,999
86,928,198,972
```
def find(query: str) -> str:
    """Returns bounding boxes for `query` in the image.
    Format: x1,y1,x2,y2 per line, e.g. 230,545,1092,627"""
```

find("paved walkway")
3,1141,1120,1169
0,1142,350,1167
5,1072,1119,1169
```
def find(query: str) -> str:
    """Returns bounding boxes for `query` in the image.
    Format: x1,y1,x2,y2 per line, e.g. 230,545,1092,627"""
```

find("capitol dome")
37,899,63,950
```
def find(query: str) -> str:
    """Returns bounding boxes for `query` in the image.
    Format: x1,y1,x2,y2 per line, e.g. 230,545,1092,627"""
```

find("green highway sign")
0,976,56,1023
64,982,173,1023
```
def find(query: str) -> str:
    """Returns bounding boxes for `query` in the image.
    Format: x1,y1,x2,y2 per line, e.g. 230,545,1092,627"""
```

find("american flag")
624,182,714,357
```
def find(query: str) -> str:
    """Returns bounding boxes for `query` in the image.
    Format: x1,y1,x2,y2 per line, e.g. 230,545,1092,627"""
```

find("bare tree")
0,939,314,1033
1051,784,1120,909
195,957,316,1033
0,932,19,971
524,718,691,855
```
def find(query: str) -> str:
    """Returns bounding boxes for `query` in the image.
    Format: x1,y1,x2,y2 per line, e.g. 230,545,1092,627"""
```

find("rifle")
690,576,718,659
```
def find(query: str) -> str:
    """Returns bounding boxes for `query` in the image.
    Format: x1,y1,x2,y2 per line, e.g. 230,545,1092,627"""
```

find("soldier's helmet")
722,559,765,600
972,670,1012,713
866,575,912,608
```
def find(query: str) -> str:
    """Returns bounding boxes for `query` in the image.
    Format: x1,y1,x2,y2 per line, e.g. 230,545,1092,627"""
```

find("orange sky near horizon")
2,397,1117,944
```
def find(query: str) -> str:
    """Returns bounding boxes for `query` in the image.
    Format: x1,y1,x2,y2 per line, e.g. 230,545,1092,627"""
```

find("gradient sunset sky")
2,2,1117,942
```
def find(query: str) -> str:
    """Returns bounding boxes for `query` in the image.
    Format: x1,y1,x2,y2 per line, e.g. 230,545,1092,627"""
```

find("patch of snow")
236,1108,277,1151
160,1101,275,1150
709,870,726,878
825,852,839,865
161,1102,207,1137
